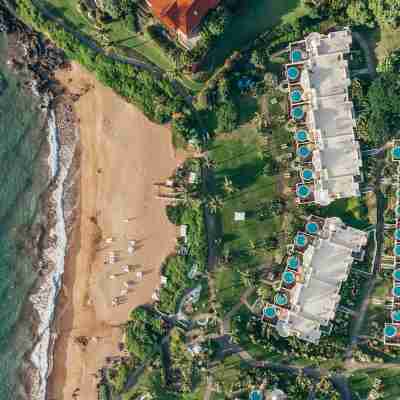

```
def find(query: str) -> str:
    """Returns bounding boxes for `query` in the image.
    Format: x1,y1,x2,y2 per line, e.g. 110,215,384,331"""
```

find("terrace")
383,158,400,345
262,216,368,344
285,29,363,206
384,323,400,347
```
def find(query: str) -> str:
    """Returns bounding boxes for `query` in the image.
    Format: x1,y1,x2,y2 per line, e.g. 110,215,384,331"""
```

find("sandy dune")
48,62,184,400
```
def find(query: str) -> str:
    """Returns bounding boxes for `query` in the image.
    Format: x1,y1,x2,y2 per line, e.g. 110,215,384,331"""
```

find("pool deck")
264,216,368,344
285,29,363,206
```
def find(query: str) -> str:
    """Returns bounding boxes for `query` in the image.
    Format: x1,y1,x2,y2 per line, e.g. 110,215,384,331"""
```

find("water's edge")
28,103,78,400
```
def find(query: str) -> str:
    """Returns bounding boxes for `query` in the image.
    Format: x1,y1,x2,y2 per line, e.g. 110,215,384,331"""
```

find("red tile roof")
149,0,220,35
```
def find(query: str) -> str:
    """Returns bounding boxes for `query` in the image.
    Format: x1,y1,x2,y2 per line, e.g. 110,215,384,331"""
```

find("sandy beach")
47,62,184,400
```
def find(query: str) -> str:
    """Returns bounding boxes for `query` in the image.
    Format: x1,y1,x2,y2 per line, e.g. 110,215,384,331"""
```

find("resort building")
146,0,220,48
384,146,400,346
262,216,368,344
286,29,363,206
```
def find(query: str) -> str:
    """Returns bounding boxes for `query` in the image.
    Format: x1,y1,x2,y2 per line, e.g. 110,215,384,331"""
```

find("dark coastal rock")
0,72,7,95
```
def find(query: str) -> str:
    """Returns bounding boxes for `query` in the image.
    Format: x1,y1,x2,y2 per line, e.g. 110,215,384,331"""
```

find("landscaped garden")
349,368,400,400
42,0,175,68
201,0,306,71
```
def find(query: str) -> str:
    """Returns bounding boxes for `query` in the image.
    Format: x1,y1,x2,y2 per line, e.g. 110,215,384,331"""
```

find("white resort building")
286,29,363,206
384,144,400,346
262,216,368,344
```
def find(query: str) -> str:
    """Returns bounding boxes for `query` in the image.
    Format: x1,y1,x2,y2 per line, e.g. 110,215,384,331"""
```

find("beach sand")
48,62,184,400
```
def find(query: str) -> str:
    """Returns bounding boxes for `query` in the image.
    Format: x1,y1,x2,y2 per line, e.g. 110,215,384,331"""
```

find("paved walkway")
352,31,377,78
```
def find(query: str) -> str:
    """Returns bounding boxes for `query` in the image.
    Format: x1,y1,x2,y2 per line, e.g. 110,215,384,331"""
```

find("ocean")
0,34,51,399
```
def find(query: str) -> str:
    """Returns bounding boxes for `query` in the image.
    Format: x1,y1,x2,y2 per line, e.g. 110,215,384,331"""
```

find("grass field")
349,369,400,400
209,127,284,262
214,265,245,314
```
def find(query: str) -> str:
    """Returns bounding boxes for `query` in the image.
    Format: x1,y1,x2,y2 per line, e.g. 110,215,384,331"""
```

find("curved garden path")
352,31,377,79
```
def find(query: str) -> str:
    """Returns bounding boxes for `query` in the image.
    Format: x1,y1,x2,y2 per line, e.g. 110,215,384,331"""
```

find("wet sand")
47,62,184,400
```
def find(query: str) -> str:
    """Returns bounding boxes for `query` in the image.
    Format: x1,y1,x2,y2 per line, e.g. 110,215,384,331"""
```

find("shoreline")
28,100,78,400
0,20,77,400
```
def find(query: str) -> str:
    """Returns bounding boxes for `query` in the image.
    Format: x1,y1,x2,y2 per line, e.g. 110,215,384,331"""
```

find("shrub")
166,203,185,225
99,384,110,400
109,363,129,393
125,307,164,360
216,100,238,132
171,112,200,141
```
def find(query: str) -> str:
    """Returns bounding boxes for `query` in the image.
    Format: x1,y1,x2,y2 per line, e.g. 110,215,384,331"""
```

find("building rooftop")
264,216,368,344
148,0,220,36
305,29,352,57
310,95,355,139
287,29,363,206
302,54,350,98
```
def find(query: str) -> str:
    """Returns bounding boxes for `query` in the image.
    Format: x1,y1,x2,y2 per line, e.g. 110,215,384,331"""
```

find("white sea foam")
29,109,77,400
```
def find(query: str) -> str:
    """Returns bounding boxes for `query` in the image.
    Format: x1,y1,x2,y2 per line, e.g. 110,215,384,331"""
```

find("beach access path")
47,62,185,400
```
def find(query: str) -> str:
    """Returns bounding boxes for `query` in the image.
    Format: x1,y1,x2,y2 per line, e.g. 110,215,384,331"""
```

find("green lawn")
45,0,174,67
210,127,283,262
211,354,244,393
215,266,245,314
202,0,308,71
349,368,400,400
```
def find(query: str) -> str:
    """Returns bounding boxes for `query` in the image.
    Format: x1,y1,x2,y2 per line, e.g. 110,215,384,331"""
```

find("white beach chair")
136,271,143,281
122,265,131,273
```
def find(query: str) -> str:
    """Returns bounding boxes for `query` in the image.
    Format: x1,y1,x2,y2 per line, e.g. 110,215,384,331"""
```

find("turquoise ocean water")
0,36,49,399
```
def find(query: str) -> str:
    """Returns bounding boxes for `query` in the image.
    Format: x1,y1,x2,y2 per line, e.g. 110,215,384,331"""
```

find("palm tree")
248,239,258,257
223,176,235,195
239,270,254,288
222,247,231,264
253,111,264,132
164,67,180,81
257,286,269,302
206,196,224,214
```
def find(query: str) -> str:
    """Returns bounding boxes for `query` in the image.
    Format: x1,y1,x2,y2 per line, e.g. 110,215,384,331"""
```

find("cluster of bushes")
213,357,340,399
198,54,245,132
256,199,285,221
189,4,232,64
232,306,351,363
351,57,400,146
100,0,133,19
365,71,400,145
147,24,191,68
167,328,201,393
125,306,165,360
98,384,110,400
215,100,239,133
171,111,203,143
339,271,368,309
158,200,207,314
249,14,331,60
108,362,130,393
306,0,400,29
